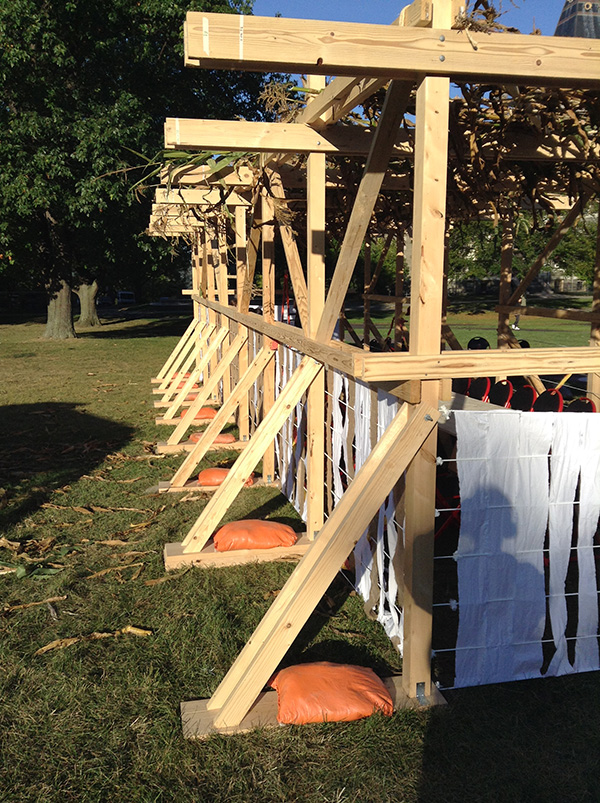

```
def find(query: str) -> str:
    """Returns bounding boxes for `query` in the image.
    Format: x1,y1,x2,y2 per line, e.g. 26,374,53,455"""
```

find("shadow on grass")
418,674,600,802
77,316,191,340
0,402,133,535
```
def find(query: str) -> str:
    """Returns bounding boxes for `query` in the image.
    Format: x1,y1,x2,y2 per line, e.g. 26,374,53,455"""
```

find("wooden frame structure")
147,0,600,737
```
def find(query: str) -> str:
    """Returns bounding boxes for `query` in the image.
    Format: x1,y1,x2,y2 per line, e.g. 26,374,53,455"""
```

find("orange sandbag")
180,407,218,421
197,468,254,487
213,520,298,552
269,662,393,725
189,432,236,444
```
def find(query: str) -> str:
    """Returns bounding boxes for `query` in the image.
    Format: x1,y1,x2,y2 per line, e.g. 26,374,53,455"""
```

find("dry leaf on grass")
35,625,152,655
144,568,190,586
0,537,21,553
116,477,143,484
3,595,67,614
87,562,144,580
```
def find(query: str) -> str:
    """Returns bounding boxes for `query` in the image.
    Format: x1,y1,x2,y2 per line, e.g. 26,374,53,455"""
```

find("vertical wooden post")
402,0,451,701
395,229,405,350
261,191,276,482
588,205,600,410
363,236,372,351
218,221,231,403
306,75,327,539
498,211,514,351
235,206,250,441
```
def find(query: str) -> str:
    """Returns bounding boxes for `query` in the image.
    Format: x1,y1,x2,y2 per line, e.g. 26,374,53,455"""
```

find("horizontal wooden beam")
496,305,600,325
356,346,600,381
192,295,420,403
154,187,251,206
184,13,600,88
161,164,255,186
164,117,413,156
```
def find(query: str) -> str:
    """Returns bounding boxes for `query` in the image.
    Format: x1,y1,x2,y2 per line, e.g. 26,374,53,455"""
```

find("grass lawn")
1,315,600,802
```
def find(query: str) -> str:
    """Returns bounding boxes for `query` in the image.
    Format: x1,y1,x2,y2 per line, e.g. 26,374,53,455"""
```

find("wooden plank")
402,58,449,700
184,13,600,87
206,402,438,727
180,357,323,553
181,674,446,739
196,294,356,374
162,326,227,420
164,117,414,156
316,80,413,343
496,305,600,325
167,331,247,444
235,206,251,441
261,192,276,483
507,191,594,307
306,121,326,539
164,533,311,571
170,348,275,488
163,163,255,186
155,187,251,206
194,294,420,403
357,346,600,381
263,168,309,332
154,318,198,382
589,204,600,410
157,322,215,396
156,439,246,455
239,194,262,314
156,319,209,390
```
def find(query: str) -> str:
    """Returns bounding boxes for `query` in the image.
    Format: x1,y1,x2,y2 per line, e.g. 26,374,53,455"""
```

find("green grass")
347,296,593,349
2,316,600,802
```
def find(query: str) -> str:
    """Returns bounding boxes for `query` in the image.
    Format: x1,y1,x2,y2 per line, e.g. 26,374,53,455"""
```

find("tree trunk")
75,279,101,327
44,279,76,339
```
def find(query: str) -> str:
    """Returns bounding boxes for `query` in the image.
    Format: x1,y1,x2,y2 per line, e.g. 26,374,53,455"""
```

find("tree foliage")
0,0,265,336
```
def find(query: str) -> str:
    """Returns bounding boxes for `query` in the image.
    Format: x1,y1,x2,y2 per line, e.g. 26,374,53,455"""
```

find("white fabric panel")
353,382,373,601
574,415,600,673
375,391,403,648
331,371,346,506
546,415,580,677
454,411,552,688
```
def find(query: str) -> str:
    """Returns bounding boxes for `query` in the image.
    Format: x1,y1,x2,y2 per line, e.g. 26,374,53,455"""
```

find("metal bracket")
416,682,428,706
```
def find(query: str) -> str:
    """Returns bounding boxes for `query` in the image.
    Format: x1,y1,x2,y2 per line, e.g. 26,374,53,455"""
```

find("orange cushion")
197,468,254,487
181,407,218,421
269,662,393,725
189,432,236,444
213,520,298,552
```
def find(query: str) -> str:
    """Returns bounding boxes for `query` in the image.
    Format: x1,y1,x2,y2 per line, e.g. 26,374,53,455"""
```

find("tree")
0,0,265,337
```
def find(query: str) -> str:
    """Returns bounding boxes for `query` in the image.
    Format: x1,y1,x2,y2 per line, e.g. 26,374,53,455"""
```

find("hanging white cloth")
454,411,552,687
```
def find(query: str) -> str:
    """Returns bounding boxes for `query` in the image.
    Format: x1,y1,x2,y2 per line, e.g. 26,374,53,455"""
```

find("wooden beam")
507,190,594,306
496,305,600,325
205,402,438,728
166,331,248,445
403,57,450,699
357,346,600,381
170,347,275,489
184,13,600,88
164,117,414,157
154,187,251,206
263,168,309,332
589,203,600,409
154,318,199,382
235,206,250,441
316,80,413,343
180,357,323,553
306,99,327,539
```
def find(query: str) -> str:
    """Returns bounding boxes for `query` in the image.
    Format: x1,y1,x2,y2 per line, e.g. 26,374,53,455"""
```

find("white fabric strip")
454,411,551,687
353,382,373,601
574,414,600,673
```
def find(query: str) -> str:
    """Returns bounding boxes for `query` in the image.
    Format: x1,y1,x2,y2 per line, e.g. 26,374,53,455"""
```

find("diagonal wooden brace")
180,356,323,553
205,401,438,728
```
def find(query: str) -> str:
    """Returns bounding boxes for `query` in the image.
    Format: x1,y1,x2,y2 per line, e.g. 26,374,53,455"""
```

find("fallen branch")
3,595,67,614
35,625,152,655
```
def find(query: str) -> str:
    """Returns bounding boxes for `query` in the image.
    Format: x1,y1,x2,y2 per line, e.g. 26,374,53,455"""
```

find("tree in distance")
0,0,265,337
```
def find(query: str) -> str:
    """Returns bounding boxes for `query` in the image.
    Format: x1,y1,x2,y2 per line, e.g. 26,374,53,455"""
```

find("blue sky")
251,0,565,36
